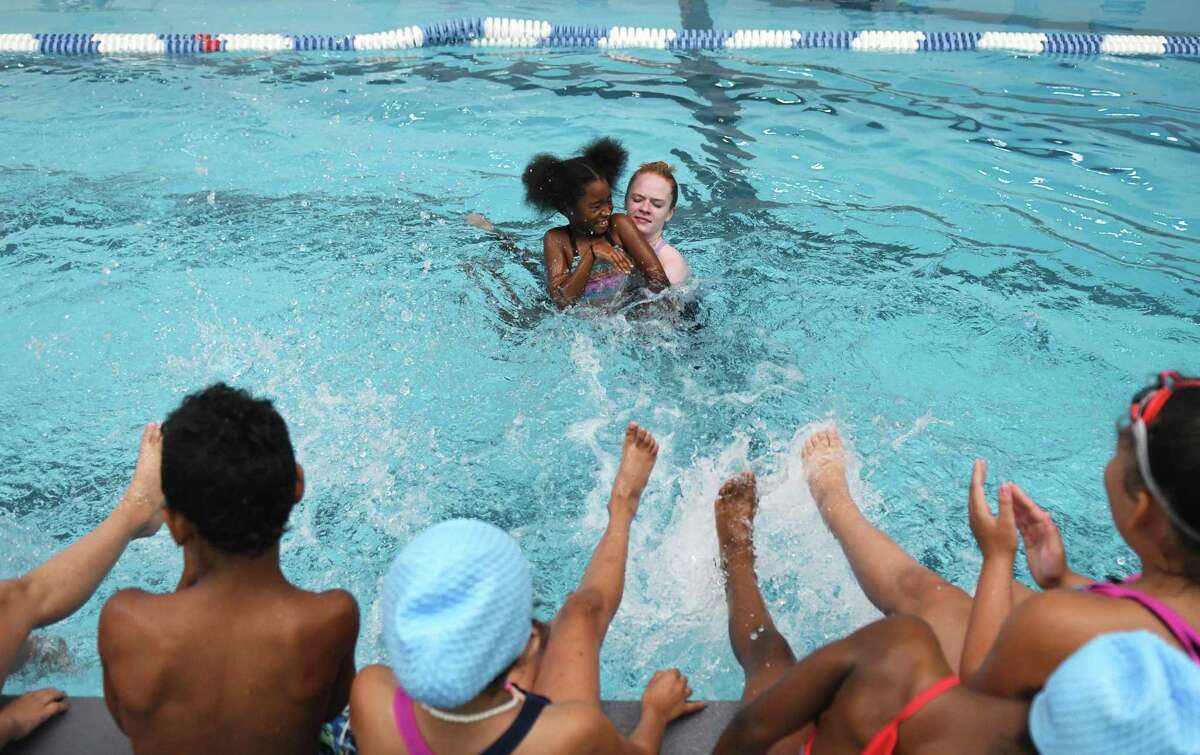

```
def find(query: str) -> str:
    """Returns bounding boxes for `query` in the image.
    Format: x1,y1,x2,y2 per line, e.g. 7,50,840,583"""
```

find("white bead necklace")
419,688,524,724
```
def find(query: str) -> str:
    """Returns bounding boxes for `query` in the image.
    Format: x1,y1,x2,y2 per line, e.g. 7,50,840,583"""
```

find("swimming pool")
1,0,1197,701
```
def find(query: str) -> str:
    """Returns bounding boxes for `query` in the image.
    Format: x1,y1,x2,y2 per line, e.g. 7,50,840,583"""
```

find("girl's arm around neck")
612,215,669,291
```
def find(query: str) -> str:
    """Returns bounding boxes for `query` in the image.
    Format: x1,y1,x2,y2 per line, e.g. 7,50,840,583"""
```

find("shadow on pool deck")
2,696,740,754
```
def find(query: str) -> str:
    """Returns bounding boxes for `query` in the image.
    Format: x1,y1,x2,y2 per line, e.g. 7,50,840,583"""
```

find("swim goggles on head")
1129,370,1200,541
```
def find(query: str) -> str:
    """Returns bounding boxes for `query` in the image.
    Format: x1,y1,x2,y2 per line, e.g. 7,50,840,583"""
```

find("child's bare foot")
802,427,852,514
715,472,758,565
608,422,659,522
118,423,166,539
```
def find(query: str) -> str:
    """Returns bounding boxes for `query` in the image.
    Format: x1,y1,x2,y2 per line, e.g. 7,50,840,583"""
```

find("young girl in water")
801,370,1200,699
523,138,670,307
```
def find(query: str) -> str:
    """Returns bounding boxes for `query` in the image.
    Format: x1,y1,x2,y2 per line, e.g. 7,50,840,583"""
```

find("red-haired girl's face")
567,179,613,236
625,172,674,240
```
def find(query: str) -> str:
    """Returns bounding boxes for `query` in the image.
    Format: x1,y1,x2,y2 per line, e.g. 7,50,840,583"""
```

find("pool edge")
0,696,741,754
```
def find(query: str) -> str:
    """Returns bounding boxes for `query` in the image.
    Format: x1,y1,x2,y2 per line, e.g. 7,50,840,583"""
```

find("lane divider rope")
0,19,1196,56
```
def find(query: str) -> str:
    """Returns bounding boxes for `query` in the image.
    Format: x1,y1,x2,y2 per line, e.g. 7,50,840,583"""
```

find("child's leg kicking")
802,428,1037,669
802,428,974,667
532,422,658,705
714,472,797,703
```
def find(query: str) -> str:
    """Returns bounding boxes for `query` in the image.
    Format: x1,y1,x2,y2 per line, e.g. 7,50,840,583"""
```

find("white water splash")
592,421,884,698
890,409,951,451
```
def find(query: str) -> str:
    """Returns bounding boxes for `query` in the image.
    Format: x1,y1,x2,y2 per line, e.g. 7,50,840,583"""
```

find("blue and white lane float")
1,19,1198,56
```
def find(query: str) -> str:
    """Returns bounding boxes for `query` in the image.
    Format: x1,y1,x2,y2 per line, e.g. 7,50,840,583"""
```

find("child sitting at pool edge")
351,422,703,754
708,472,1200,755
99,383,360,755
799,371,1200,700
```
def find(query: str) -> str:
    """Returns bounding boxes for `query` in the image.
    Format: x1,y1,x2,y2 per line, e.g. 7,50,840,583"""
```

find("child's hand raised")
1011,484,1068,589
967,460,1017,560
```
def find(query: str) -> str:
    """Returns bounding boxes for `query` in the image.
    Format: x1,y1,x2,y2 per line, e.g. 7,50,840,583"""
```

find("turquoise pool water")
1,1,1197,700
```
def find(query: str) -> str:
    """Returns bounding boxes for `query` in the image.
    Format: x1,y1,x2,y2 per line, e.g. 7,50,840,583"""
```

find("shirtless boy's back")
99,383,358,755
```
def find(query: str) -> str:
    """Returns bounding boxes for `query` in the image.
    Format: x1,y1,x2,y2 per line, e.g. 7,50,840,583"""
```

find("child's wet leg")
533,423,658,705
715,472,796,703
803,428,973,669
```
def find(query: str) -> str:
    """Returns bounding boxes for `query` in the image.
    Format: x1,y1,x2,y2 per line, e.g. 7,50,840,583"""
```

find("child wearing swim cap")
523,138,671,307
98,383,360,755
710,472,1200,754
799,372,1200,698
351,423,703,754
714,619,1199,754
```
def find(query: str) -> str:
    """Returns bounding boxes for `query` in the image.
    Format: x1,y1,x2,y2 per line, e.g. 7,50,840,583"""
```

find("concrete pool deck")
1,696,740,753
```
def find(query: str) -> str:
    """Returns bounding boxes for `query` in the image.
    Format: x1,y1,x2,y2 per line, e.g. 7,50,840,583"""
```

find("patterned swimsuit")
571,230,630,301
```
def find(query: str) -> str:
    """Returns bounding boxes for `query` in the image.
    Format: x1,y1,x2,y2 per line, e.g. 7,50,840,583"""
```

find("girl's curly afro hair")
522,137,628,214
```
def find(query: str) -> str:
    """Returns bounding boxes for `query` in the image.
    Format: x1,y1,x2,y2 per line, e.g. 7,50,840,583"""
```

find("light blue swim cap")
381,519,533,709
1030,630,1200,755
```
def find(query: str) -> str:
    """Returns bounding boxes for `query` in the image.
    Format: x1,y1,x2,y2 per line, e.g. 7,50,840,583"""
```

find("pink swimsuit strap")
1082,579,1200,663
652,237,667,254
393,686,436,755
